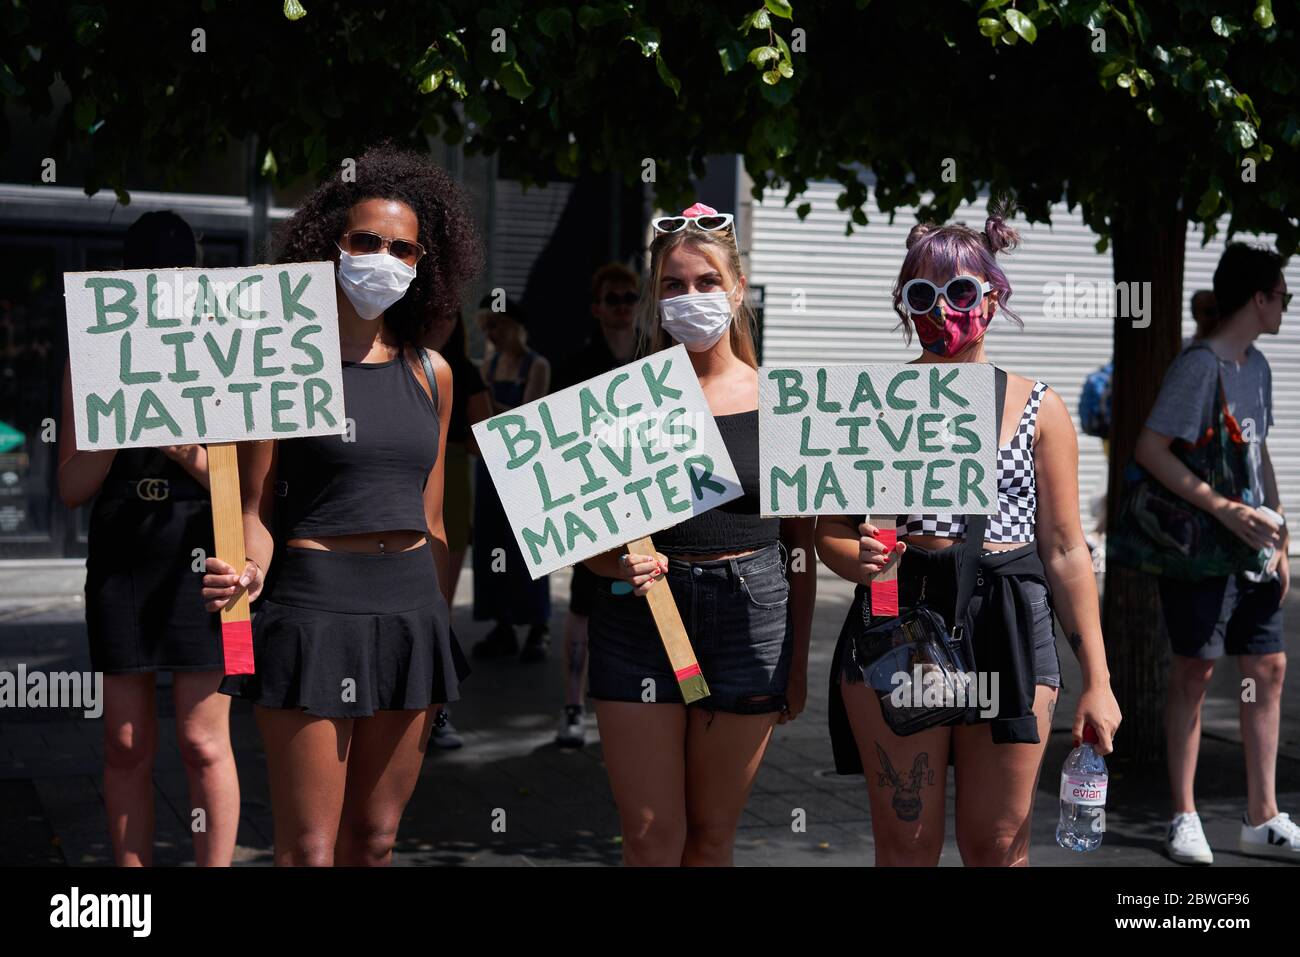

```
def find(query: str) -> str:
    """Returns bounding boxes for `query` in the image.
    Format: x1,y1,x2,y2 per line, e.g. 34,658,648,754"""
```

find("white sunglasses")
901,274,993,314
652,213,735,234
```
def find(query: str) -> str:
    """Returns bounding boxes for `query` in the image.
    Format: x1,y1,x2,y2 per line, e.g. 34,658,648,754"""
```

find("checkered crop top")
896,380,1049,544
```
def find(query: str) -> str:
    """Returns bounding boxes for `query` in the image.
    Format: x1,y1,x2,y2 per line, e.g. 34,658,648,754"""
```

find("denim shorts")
1010,577,1061,688
587,541,793,714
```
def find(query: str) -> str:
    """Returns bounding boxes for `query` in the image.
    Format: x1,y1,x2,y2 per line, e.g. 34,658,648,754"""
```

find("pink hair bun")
681,202,718,217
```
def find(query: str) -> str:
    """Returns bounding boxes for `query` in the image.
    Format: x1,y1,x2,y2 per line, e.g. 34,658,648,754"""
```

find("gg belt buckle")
135,478,169,501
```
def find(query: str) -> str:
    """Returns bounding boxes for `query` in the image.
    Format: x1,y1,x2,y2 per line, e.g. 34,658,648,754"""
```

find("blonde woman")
583,203,817,866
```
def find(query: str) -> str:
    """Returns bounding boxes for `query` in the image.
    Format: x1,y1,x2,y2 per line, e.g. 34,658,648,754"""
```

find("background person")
1135,243,1294,864
425,313,492,750
552,262,639,748
56,210,239,867
470,295,553,662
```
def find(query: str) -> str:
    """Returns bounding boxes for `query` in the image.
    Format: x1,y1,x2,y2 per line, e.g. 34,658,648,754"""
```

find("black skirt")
85,497,223,674
219,543,469,717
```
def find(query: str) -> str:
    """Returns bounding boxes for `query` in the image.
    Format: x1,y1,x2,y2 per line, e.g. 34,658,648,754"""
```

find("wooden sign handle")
867,515,899,620
208,442,254,675
625,535,709,704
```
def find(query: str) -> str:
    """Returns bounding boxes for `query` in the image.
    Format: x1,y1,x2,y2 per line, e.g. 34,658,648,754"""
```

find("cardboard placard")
759,363,998,517
472,344,743,579
63,262,346,450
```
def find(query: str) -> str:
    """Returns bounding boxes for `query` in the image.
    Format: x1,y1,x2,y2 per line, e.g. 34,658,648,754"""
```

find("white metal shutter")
751,183,1300,553
490,179,573,298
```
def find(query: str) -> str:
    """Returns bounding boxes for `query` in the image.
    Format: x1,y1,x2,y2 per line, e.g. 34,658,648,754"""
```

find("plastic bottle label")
1061,774,1107,806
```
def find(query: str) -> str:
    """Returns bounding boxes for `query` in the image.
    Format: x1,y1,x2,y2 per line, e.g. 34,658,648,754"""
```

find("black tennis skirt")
85,498,224,674
219,543,469,717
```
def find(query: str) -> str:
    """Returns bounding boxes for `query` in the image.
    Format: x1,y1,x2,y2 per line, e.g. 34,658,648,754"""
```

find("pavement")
1,557,1298,867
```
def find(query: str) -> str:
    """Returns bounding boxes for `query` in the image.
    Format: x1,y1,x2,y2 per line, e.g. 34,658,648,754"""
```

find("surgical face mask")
659,290,735,351
912,303,992,357
335,244,417,320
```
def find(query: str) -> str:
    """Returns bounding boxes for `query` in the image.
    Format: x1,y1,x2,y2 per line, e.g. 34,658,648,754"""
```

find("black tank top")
275,350,439,538
653,410,780,554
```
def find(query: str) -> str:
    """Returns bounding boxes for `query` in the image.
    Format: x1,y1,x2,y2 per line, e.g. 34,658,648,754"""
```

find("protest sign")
472,344,742,701
63,263,345,449
63,262,345,675
759,363,998,517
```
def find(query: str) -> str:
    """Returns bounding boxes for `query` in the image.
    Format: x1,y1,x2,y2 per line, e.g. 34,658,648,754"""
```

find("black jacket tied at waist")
828,540,1051,775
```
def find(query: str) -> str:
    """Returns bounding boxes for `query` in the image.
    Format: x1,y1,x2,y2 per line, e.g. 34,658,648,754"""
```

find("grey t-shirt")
1146,341,1276,578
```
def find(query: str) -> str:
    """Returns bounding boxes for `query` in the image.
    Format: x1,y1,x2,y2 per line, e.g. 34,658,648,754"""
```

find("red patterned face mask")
912,304,992,357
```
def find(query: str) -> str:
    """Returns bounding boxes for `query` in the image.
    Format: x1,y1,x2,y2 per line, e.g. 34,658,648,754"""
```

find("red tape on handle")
222,619,254,676
869,526,899,619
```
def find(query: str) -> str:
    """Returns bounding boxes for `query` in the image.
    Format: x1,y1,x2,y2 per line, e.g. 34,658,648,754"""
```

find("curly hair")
273,143,484,347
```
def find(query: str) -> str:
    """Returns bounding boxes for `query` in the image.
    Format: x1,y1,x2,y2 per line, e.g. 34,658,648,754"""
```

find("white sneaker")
1240,811,1300,861
1166,812,1214,865
556,705,586,748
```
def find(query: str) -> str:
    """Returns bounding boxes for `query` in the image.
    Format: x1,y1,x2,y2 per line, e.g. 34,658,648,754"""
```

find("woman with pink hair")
816,210,1122,866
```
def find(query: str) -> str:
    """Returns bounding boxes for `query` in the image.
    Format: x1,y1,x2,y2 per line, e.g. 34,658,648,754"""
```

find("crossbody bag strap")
953,365,1007,629
417,346,440,416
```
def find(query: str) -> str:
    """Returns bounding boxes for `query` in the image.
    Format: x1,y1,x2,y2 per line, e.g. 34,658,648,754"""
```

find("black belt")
104,478,210,502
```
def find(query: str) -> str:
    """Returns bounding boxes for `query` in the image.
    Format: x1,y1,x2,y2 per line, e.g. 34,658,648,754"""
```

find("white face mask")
335,245,418,320
659,290,735,351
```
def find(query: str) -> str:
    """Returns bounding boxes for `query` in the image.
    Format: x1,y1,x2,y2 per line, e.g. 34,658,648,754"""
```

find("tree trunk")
1102,195,1187,766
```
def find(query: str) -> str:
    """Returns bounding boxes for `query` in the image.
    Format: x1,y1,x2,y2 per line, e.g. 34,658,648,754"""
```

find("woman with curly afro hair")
202,143,482,865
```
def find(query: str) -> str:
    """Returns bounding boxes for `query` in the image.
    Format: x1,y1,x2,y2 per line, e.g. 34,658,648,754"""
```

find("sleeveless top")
653,410,781,555
896,380,1049,544
275,350,439,538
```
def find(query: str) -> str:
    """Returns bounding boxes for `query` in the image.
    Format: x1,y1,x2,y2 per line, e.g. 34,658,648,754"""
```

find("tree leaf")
655,51,680,96
1254,1,1275,29
537,8,574,41
499,60,534,100
1004,9,1037,43
764,0,794,20
283,0,307,21
1233,120,1258,147
748,46,780,66
625,26,660,56
977,17,1004,39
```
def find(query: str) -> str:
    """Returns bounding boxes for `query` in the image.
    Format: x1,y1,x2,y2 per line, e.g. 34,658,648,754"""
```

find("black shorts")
1158,573,1284,659
569,562,600,617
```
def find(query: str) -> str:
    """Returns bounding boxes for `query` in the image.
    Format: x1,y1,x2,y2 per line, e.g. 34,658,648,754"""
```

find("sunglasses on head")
902,274,993,315
339,229,426,265
651,212,735,234
603,291,638,306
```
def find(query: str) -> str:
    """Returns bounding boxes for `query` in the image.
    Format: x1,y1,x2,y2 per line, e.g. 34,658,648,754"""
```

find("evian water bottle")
1056,724,1107,852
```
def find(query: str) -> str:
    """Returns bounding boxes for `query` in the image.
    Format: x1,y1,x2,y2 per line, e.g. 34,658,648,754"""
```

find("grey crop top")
274,349,440,538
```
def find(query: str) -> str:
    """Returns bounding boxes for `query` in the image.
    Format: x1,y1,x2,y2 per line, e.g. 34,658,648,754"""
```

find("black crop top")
275,351,439,538
653,410,780,555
